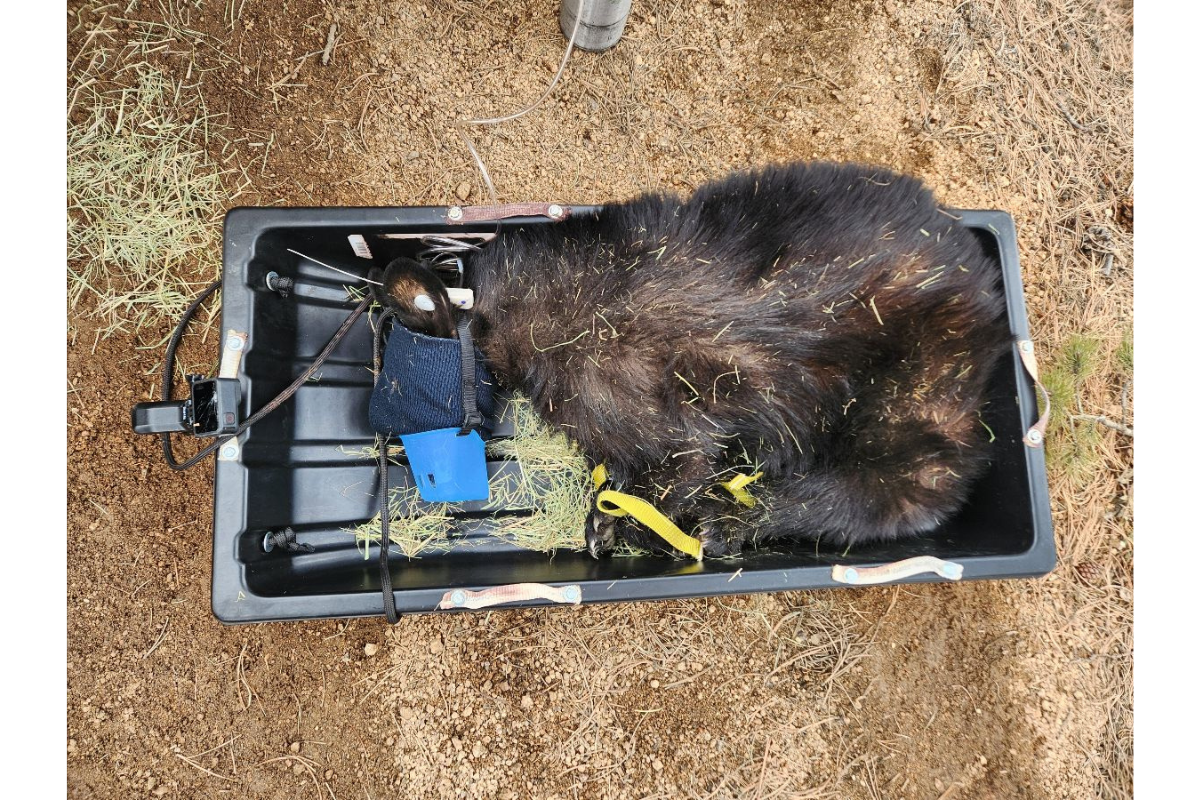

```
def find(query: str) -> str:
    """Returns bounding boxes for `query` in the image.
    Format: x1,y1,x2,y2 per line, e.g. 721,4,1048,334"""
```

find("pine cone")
1073,561,1104,586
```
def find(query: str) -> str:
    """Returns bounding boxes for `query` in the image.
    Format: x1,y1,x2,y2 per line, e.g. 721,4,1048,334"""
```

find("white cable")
455,0,590,206
287,248,383,285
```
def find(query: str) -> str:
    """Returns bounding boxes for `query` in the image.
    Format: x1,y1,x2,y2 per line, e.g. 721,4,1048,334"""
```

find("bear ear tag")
414,294,436,311
399,428,490,503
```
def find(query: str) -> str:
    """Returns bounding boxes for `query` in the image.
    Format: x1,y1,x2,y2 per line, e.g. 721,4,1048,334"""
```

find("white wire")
456,0,590,206
286,248,383,286
461,1,586,126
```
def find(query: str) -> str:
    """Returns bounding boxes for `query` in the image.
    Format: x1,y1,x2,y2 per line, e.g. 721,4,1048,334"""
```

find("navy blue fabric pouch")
368,323,497,438
369,321,496,502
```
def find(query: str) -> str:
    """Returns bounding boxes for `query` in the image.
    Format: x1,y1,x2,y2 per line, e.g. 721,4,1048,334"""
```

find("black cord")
377,434,399,624
158,284,372,471
373,308,400,623
264,527,315,553
159,280,222,469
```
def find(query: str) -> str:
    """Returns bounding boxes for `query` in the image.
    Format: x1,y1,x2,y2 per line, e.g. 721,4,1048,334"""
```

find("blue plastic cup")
399,428,490,503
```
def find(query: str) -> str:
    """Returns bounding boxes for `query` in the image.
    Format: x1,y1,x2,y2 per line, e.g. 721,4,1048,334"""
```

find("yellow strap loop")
590,464,703,560
721,471,764,507
595,490,704,560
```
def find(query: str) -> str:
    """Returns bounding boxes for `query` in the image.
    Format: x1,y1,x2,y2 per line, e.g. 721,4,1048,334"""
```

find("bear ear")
414,294,437,311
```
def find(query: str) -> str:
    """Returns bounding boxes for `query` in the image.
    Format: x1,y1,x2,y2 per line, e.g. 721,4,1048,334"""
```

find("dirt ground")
67,1,1133,797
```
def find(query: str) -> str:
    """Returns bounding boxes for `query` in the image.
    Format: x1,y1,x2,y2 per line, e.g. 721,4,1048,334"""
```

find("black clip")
455,315,482,436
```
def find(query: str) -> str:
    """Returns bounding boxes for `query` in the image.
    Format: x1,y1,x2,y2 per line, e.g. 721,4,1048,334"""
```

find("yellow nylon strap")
595,490,704,560
591,464,609,490
590,465,703,560
721,472,763,507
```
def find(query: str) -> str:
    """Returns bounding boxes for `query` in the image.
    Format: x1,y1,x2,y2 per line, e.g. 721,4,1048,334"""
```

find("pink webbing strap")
445,203,569,224
438,583,582,611
1016,340,1051,448
832,556,964,585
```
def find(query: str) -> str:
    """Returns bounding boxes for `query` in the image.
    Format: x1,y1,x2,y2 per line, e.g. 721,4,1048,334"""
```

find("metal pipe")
560,0,632,52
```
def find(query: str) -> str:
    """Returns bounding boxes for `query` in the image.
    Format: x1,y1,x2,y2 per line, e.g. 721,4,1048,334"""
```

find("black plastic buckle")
131,376,242,437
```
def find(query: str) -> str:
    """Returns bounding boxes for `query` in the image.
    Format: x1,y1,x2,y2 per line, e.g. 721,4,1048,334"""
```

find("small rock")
364,642,379,657
430,638,445,655
292,762,305,776
652,758,664,772
472,741,486,758
521,695,534,710
289,742,301,754
650,679,660,689
400,707,414,721
324,769,334,780
455,181,472,202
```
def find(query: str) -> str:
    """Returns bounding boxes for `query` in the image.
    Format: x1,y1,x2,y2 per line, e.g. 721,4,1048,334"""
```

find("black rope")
456,314,483,436
373,308,400,624
158,287,372,471
265,527,315,554
159,280,221,469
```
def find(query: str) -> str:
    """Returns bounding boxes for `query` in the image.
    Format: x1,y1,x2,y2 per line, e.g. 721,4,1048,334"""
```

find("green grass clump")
67,63,238,336
1115,328,1133,376
1042,332,1105,484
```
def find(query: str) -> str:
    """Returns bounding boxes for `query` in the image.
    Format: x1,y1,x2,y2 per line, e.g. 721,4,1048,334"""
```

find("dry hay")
67,61,243,337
